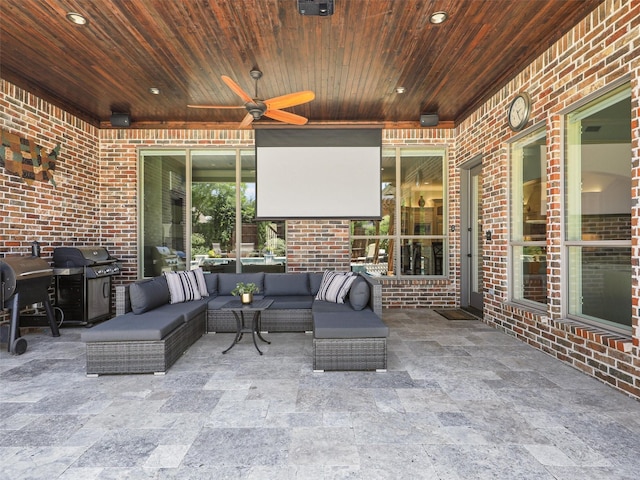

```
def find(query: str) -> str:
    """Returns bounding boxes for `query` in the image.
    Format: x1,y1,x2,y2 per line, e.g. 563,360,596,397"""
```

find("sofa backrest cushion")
348,276,370,311
264,273,310,296
217,272,265,295
309,273,325,296
204,272,218,295
129,276,170,314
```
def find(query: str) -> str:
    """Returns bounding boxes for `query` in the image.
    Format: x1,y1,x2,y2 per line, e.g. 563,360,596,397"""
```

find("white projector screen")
255,129,382,219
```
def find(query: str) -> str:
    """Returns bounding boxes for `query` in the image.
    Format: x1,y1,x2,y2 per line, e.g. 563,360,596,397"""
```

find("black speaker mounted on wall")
298,0,334,16
110,113,131,127
420,113,439,127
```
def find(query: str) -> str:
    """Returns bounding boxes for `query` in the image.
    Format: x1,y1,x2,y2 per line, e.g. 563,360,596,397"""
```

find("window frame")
138,147,286,276
561,82,632,334
508,127,548,309
351,146,448,277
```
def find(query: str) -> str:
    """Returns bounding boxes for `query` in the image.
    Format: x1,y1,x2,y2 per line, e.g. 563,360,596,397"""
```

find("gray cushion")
129,276,170,314
218,273,265,295
309,273,325,296
204,273,218,295
157,298,207,322
313,299,362,313
264,273,310,296
265,295,314,309
313,312,389,339
348,277,370,311
81,312,183,342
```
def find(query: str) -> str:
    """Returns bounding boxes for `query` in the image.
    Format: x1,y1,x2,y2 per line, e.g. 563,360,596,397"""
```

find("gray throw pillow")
129,276,170,314
348,276,370,311
204,273,218,295
309,272,325,296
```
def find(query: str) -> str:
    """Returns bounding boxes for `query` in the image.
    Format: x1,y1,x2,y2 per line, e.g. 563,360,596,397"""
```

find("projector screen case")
255,128,382,220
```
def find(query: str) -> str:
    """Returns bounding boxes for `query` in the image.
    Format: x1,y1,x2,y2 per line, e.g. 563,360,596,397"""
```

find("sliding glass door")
139,148,286,277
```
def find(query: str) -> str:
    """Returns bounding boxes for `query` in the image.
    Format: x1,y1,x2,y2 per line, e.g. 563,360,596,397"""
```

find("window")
564,84,632,333
140,150,188,278
139,148,285,277
510,129,547,307
351,147,447,276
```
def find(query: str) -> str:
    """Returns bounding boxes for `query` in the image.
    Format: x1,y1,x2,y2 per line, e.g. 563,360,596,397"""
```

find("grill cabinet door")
86,277,111,322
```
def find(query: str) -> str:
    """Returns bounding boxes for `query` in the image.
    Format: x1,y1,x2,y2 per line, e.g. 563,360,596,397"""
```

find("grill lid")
53,247,118,267
0,256,53,302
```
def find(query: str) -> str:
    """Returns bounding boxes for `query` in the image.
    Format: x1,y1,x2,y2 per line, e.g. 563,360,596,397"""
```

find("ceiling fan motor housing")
247,101,267,119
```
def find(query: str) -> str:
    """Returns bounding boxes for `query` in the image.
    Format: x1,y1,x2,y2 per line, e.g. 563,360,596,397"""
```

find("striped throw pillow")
164,270,202,304
192,267,209,297
314,270,356,304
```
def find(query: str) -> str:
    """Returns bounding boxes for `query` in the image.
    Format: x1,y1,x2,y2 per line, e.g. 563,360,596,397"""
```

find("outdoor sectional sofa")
81,271,386,375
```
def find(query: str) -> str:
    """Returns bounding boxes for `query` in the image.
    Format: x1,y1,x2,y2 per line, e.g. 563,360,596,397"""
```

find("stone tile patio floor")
1,308,639,479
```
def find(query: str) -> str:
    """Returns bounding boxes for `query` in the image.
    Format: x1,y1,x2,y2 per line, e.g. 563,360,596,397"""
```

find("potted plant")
231,282,259,304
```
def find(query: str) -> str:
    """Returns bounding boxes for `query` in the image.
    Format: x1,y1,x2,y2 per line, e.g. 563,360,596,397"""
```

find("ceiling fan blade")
264,91,315,110
187,104,246,109
238,112,255,128
221,75,253,103
263,109,309,125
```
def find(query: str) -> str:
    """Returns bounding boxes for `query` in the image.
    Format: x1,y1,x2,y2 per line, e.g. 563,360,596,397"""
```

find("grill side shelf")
53,267,84,276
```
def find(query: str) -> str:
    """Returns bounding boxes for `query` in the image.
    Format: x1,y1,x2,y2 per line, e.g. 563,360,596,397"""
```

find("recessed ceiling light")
429,11,448,24
66,12,87,25
395,87,406,94
149,87,161,95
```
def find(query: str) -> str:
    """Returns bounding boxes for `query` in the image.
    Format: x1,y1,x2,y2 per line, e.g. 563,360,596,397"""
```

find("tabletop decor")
231,281,259,304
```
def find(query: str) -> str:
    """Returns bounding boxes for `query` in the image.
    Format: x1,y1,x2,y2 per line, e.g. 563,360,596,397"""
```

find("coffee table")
220,298,274,355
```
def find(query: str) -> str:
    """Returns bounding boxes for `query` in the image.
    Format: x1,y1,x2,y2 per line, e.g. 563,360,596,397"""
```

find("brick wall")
0,80,100,323
455,0,640,399
286,220,351,272
0,81,100,256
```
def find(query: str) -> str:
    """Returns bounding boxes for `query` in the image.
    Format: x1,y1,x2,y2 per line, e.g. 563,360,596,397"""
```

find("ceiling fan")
188,69,315,127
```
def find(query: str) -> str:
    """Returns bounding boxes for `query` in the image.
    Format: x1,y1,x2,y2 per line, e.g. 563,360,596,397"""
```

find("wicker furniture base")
208,308,313,333
313,337,387,371
262,309,313,332
85,313,205,375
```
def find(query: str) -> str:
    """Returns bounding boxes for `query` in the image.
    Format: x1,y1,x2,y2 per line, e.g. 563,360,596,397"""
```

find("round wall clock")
508,92,531,131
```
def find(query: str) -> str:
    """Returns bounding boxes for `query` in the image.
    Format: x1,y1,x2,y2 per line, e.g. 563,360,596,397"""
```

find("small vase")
241,293,253,304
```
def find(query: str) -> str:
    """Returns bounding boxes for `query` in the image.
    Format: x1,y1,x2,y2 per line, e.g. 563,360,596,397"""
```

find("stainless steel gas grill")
0,255,60,354
53,247,121,326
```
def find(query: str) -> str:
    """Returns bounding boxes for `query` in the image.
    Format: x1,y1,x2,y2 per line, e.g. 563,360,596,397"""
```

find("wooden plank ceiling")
0,0,603,129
